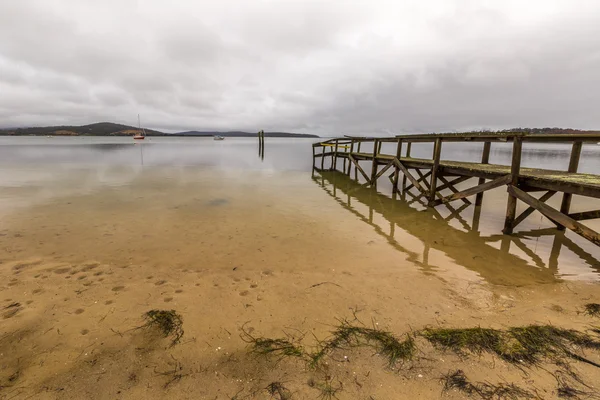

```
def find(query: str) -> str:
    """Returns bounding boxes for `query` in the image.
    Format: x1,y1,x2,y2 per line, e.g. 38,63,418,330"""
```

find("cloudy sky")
1,0,599,134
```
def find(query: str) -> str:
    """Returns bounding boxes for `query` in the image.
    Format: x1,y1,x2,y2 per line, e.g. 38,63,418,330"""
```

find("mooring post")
503,136,523,234
392,138,403,193
475,141,492,206
428,138,443,205
370,139,379,186
558,141,583,230
312,144,315,169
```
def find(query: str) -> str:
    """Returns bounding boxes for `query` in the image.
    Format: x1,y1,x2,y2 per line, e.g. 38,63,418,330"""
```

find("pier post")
558,141,582,230
503,136,523,234
428,138,442,205
475,141,491,206
370,139,379,186
392,139,402,193
333,141,339,171
402,142,412,189
347,140,354,175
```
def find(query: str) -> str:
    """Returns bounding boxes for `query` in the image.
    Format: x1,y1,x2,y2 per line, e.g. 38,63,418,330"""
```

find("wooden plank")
568,210,600,221
348,154,371,183
374,160,395,181
438,175,471,205
436,175,471,192
475,141,492,206
405,171,431,191
503,137,523,234
428,138,442,205
558,141,583,230
508,185,600,246
512,191,557,228
393,158,428,196
433,174,511,206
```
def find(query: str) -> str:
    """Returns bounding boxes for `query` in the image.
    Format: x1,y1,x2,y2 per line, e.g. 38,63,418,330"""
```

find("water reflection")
312,169,600,284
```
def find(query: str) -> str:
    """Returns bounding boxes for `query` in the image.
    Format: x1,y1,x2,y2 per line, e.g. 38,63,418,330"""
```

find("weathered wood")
475,141,492,206
405,171,431,191
332,141,339,171
347,141,354,175
402,142,412,188
437,175,471,205
568,210,600,221
370,139,379,186
393,159,428,196
436,176,471,192
349,154,371,183
433,174,511,206
508,185,600,246
503,137,523,234
374,160,395,181
512,191,557,229
392,139,402,193
428,138,443,205
558,141,583,230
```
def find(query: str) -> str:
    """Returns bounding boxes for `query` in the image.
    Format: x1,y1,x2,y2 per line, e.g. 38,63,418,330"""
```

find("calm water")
0,136,598,283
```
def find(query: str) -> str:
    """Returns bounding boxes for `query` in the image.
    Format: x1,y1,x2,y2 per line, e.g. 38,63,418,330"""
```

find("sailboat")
134,114,146,140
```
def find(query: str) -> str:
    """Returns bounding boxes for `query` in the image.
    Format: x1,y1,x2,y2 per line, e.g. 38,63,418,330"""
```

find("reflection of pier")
312,170,600,284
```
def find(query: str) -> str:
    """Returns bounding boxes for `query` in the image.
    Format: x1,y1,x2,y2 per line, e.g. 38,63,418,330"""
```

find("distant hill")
176,130,319,138
0,122,165,137
435,128,600,135
0,122,320,138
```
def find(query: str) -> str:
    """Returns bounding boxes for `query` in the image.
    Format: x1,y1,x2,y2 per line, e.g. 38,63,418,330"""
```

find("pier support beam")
503,136,523,234
558,141,582,230
428,138,442,206
475,141,491,206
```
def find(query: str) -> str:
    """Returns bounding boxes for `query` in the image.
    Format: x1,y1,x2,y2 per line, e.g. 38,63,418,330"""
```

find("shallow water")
0,136,598,283
1,136,599,399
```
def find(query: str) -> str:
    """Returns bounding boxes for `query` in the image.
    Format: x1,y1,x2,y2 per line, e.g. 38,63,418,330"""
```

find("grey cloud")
1,0,599,134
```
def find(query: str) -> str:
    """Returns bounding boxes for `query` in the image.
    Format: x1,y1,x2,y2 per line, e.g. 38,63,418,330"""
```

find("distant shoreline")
0,122,320,138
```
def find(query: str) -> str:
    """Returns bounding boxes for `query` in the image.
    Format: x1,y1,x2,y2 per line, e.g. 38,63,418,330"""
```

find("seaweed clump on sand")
583,303,600,317
422,325,600,366
441,370,534,400
143,309,184,346
266,381,293,400
309,320,415,368
241,326,305,361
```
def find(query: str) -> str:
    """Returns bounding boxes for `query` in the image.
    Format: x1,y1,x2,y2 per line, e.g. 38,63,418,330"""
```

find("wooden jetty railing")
312,132,600,246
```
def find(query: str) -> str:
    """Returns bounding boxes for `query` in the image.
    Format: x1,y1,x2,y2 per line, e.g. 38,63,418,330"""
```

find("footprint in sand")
74,308,85,315
94,271,103,276
164,297,173,303
32,288,43,294
81,329,89,335
175,289,183,293
112,286,125,292
77,275,87,280
250,284,258,289
105,300,114,305
239,290,249,296
54,267,71,274
155,280,166,286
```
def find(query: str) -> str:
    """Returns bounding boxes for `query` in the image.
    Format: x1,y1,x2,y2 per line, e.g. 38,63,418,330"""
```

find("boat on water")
214,135,225,141
134,114,146,140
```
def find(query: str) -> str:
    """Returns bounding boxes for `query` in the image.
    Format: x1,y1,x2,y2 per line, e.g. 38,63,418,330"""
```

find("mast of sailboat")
137,114,146,137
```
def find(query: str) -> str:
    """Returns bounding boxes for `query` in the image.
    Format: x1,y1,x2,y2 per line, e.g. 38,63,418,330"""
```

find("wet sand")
1,166,599,399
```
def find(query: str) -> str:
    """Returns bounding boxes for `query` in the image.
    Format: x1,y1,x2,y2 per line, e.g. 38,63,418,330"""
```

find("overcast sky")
1,0,599,134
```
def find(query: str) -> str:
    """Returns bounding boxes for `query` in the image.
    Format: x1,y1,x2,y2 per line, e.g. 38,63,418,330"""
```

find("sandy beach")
1,162,599,399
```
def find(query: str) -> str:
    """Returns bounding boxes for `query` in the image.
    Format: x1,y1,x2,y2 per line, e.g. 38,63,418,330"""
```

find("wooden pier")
312,132,600,246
